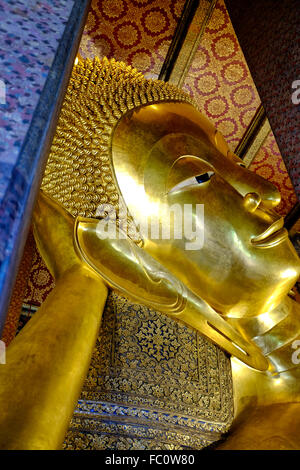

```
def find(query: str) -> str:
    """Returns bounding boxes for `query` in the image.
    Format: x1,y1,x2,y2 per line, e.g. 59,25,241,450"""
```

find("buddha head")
42,57,300,320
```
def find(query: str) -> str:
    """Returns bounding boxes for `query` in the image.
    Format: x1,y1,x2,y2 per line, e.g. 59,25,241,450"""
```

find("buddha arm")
0,191,108,449
0,265,107,450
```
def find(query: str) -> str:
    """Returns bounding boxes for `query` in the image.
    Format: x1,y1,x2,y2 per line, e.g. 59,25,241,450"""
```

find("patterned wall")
182,0,261,151
79,0,185,78
0,0,75,201
23,243,55,307
249,132,298,217
225,0,300,200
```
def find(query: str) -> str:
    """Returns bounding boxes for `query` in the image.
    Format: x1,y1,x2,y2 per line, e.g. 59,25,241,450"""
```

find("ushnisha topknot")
42,57,194,234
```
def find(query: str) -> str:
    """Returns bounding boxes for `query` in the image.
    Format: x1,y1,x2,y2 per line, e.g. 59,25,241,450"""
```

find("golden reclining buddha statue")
0,57,300,450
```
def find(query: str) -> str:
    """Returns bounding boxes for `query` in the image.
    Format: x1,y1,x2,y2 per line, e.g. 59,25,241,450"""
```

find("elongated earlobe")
74,216,268,371
74,216,187,314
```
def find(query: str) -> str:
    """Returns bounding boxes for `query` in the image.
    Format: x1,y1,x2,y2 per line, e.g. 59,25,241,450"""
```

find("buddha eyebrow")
170,154,215,169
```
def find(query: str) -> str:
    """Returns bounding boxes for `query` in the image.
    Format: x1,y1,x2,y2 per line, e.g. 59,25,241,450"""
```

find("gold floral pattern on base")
64,291,234,450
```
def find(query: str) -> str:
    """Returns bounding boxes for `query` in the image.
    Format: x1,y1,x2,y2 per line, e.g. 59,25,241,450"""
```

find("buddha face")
112,102,300,318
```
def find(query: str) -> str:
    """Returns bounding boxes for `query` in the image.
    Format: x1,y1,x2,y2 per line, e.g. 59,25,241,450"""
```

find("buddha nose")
243,192,261,213
237,170,281,208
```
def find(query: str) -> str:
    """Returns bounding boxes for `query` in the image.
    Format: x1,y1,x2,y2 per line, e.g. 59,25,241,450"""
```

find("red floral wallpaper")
250,132,297,217
182,0,261,151
22,245,55,307
79,0,185,78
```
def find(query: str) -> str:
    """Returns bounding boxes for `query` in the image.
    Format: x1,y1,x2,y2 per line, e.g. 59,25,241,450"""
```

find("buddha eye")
195,172,214,183
169,171,214,193
238,162,246,168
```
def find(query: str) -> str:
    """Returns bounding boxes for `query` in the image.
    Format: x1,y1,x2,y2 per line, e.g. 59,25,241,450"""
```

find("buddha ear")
74,216,187,314
74,216,269,371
